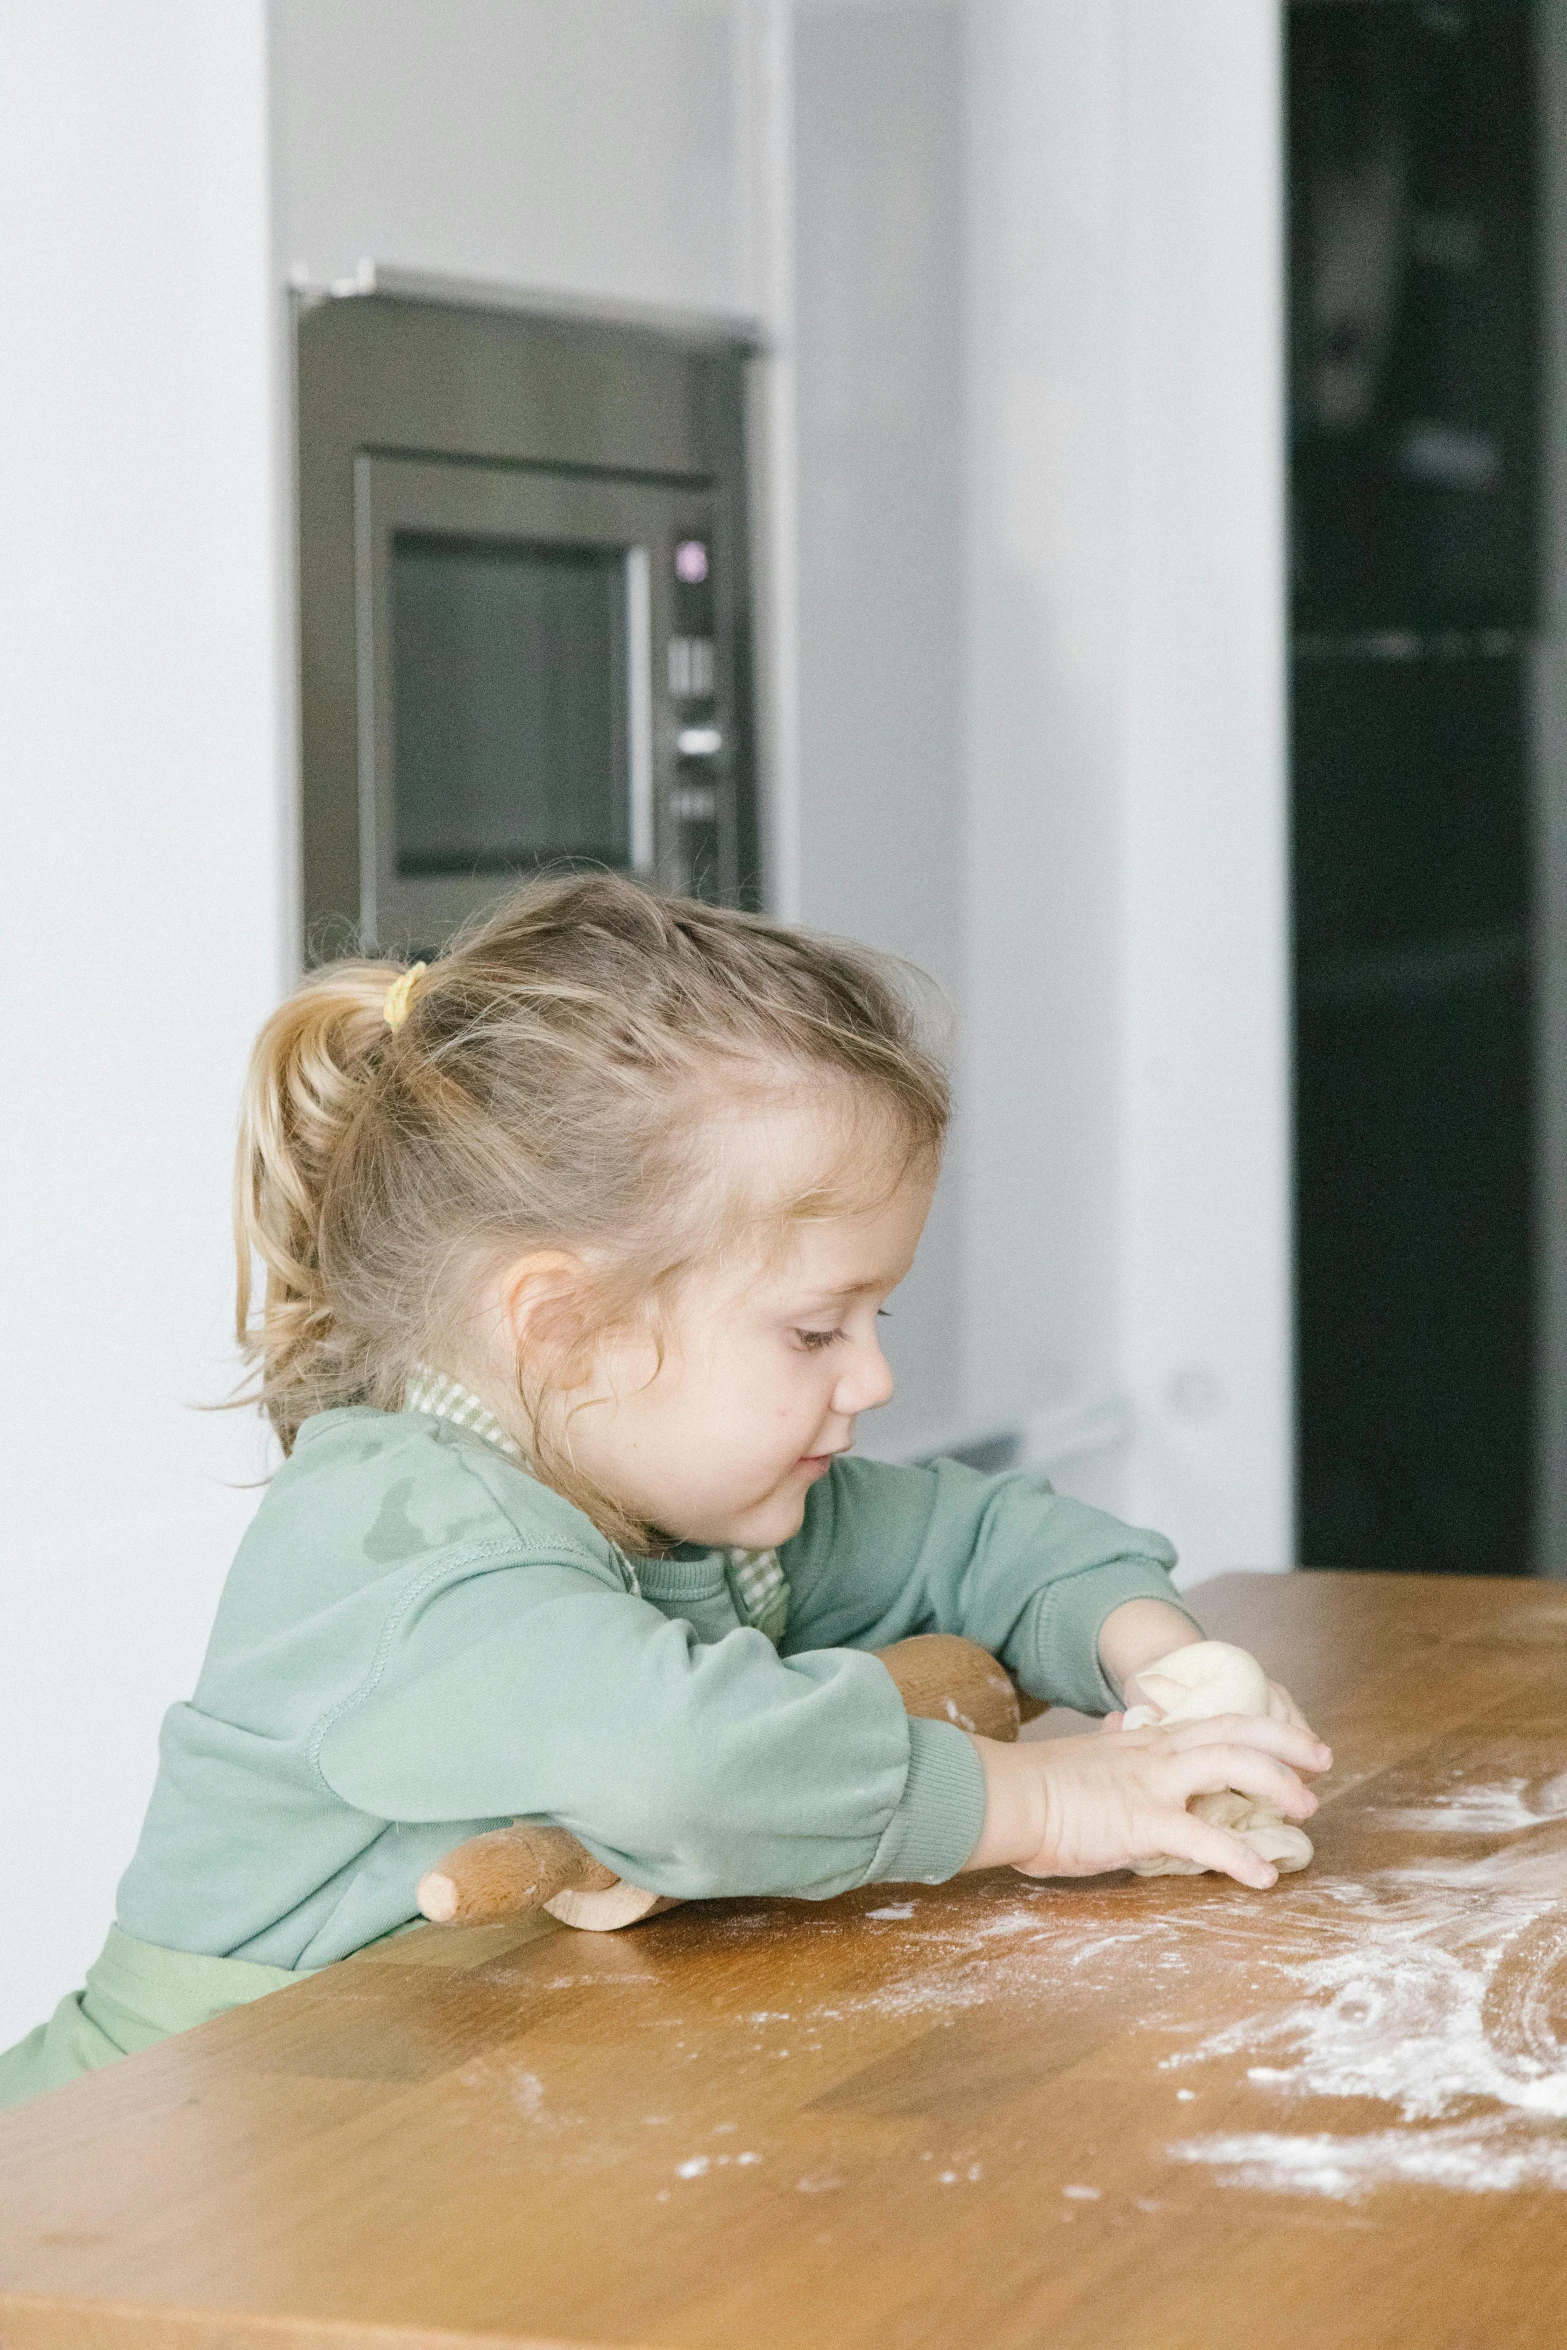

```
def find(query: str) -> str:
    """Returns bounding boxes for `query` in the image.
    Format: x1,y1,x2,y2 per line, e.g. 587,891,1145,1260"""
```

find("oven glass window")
392,532,629,876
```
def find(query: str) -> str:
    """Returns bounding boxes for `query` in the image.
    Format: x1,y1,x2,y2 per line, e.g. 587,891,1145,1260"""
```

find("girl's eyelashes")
795,1307,892,1351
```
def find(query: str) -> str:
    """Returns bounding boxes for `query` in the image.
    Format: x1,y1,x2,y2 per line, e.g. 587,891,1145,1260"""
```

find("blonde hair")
235,873,948,1546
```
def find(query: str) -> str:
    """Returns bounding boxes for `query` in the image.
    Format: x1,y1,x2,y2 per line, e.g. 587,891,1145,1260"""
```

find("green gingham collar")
722,1545,790,1645
399,1364,790,1643
402,1364,526,1465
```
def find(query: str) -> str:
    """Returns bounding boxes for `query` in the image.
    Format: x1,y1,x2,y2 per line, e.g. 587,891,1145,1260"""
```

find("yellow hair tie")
383,962,427,1032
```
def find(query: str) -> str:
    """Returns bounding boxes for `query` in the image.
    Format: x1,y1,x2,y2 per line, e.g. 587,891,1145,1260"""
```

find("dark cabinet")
1289,0,1539,1572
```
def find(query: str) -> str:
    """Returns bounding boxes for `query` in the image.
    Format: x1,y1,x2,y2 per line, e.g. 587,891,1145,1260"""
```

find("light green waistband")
0,1926,302,2113
83,1924,299,2043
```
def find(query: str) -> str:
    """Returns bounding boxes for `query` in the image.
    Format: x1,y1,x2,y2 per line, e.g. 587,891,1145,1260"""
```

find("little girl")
0,875,1327,2106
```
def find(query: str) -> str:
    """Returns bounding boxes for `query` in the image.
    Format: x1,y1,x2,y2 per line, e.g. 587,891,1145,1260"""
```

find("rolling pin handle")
417,1821,618,1927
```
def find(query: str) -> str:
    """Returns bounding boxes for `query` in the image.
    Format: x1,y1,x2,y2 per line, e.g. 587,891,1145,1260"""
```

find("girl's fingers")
1267,1681,1313,1734
1166,1742,1318,1819
1159,1810,1279,1889
1158,1711,1331,1775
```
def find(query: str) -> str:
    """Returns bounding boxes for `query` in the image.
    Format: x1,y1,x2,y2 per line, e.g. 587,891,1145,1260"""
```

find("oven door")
355,455,729,951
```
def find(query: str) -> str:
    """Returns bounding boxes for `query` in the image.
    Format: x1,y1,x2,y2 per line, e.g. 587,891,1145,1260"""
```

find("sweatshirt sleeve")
314,1550,985,1900
779,1455,1200,1714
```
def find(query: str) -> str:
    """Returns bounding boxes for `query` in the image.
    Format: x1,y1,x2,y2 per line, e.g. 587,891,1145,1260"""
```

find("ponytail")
234,962,405,1452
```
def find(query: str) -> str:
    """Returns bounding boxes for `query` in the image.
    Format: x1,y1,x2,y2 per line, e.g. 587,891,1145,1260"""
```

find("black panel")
1294,644,1535,1574
1298,954,1532,1572
1290,0,1538,631
1294,644,1530,962
1290,1,1539,1576
1296,651,1533,1574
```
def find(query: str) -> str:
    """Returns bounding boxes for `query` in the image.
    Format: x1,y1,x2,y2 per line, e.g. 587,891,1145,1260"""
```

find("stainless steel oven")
295,280,759,958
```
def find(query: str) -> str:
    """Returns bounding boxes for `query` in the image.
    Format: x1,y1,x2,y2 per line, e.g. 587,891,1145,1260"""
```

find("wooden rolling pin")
417,1632,1044,1934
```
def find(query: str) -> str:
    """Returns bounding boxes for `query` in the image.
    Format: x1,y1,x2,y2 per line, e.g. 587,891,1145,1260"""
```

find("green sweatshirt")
111,1406,1187,1966
0,1405,1193,2110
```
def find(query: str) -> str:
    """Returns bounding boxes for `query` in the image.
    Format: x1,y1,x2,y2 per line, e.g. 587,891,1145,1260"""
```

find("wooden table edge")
0,2289,649,2350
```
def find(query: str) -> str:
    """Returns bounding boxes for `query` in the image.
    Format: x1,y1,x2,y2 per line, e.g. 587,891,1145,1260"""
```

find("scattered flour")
1169,2121,1567,2200
1167,1887,1567,2120
1370,1769,1567,1837
676,2150,761,2180
510,2070,545,2121
771,1786,1567,2204
455,2056,583,2132
1166,1785,1567,2198
866,1904,916,1921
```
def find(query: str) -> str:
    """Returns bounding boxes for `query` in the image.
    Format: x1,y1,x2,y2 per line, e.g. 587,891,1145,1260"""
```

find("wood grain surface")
5,1572,1567,2350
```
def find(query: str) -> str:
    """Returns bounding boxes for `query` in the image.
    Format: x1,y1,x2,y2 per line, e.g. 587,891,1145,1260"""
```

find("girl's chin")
674,1462,832,1550
718,1493,813,1549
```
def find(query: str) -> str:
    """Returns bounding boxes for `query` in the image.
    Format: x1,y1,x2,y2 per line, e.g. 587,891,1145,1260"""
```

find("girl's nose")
834,1336,895,1418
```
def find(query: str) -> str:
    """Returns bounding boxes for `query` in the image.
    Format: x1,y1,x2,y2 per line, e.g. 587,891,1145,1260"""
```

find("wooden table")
5,1571,1567,2350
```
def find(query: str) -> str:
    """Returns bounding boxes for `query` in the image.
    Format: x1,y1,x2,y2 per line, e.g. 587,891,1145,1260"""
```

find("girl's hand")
960,1713,1331,1890
1102,1671,1322,1751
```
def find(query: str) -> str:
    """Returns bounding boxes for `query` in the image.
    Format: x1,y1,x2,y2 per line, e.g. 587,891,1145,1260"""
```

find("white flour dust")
675,2150,762,2179
1370,1767,1567,1838
1166,1883,1567,2120
1169,2120,1567,2199
1168,1782,1567,2199
792,1889,1217,2029
810,1781,1567,2203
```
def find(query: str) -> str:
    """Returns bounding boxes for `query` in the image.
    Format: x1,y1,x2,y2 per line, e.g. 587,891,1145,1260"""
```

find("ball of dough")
1121,1640,1313,1879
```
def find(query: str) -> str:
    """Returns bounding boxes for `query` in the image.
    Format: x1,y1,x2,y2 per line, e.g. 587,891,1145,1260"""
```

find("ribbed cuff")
866,1717,987,1886
1025,1561,1205,1713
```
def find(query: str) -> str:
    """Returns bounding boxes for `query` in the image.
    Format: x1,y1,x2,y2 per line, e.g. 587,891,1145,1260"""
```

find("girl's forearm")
1096,1597,1203,1702
958,1737,1047,1872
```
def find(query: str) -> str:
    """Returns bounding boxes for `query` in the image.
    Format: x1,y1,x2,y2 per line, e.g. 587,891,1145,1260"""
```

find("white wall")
961,0,1128,1480
962,0,1292,1578
0,3,287,2043
791,0,967,1453
272,0,748,310
1119,1,1292,1576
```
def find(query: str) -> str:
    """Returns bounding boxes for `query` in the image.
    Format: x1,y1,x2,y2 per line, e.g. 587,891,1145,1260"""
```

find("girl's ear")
496,1249,594,1372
